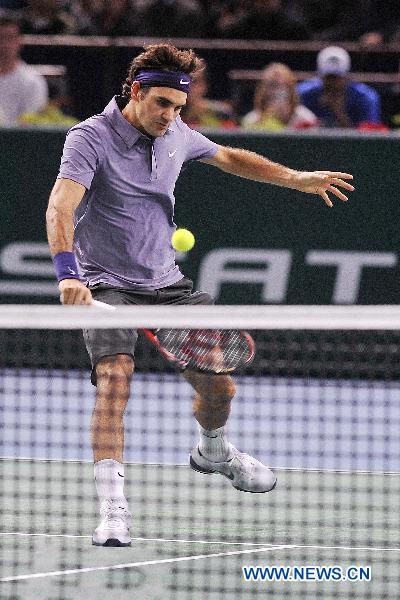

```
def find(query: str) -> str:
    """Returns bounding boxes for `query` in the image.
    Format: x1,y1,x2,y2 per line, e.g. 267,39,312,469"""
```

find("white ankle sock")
94,459,126,503
198,425,232,462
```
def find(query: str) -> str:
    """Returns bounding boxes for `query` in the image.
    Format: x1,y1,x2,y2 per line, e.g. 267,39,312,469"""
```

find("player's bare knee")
194,377,236,411
187,373,236,404
95,354,134,387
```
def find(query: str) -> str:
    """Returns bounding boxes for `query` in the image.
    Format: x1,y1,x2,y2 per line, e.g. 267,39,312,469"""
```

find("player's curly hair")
121,43,203,99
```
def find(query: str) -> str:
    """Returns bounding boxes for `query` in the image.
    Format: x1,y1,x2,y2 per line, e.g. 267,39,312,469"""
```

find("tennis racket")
92,300,255,374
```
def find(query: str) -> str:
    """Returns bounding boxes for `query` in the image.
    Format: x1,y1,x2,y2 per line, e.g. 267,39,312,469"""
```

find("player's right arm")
46,177,92,305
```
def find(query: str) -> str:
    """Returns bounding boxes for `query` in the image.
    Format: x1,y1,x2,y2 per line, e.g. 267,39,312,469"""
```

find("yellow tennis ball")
171,228,195,252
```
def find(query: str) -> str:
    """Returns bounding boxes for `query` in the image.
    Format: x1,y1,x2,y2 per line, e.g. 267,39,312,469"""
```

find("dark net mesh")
0,326,399,599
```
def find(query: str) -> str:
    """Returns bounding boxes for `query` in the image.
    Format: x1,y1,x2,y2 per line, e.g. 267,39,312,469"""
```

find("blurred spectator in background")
298,46,381,128
19,0,77,34
68,0,106,35
181,60,236,128
0,1,26,8
242,63,317,130
85,0,137,36
211,0,309,40
0,14,48,124
358,0,400,47
134,0,205,38
205,0,248,38
301,0,400,46
285,0,338,37
19,66,78,125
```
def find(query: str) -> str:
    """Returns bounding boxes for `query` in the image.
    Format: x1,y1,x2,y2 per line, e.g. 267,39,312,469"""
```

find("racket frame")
92,300,255,374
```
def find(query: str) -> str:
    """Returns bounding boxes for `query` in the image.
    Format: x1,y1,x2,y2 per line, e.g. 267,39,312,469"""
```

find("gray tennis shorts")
83,277,213,385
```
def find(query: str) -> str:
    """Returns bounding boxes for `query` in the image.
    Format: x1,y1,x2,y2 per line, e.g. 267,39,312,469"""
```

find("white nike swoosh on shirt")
168,149,177,157
180,80,190,85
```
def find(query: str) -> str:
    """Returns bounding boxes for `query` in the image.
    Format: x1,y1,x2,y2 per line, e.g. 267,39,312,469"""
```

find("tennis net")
0,305,399,599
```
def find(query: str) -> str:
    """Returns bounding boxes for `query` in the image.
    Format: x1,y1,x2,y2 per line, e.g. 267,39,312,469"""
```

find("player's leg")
91,354,134,464
90,353,134,546
185,371,234,429
184,370,277,493
83,286,139,546
184,370,234,459
156,279,276,491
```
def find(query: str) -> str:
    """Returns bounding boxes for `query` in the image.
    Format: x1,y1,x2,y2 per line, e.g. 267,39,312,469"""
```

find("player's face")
135,87,187,137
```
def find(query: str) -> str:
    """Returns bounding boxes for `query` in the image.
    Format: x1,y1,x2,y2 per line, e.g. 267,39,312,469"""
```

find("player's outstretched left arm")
202,146,354,207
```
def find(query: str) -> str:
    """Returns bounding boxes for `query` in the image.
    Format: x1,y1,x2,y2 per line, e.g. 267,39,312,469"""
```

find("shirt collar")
103,96,175,148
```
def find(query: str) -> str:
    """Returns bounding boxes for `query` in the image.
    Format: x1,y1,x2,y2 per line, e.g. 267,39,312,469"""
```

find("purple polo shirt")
57,96,218,289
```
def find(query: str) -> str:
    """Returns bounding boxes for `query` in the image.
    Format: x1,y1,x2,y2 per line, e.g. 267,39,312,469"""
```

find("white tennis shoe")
190,445,277,493
92,498,132,546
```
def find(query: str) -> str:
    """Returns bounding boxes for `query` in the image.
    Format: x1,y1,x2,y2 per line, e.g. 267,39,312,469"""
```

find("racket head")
144,328,255,374
92,303,256,374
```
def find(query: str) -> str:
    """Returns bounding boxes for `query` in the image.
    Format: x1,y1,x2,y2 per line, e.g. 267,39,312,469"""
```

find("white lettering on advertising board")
0,243,397,303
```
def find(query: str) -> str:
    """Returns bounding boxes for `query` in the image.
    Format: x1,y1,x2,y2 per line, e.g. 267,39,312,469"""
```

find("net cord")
0,304,399,329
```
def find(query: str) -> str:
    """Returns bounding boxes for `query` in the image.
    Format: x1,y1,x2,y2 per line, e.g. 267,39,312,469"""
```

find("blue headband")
134,70,191,93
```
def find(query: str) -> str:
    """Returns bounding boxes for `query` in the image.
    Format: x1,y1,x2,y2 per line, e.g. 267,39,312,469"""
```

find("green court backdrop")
0,128,399,304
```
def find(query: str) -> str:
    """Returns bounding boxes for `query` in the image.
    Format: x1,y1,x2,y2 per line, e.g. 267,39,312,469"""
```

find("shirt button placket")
150,142,158,181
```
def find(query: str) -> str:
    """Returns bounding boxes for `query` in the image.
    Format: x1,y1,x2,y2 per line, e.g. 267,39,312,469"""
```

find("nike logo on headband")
180,79,190,85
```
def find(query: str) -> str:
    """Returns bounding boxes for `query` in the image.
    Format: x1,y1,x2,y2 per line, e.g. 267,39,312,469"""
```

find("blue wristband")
53,251,81,282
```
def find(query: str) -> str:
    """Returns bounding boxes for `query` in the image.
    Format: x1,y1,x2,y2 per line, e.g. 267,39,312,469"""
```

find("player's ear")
130,81,141,102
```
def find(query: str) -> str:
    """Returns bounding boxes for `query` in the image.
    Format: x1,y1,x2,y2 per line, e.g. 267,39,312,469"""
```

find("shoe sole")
190,456,277,494
92,538,131,547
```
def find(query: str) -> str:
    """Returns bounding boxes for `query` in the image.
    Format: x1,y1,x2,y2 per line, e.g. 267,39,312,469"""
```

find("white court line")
0,532,268,546
0,545,295,582
1,456,399,475
291,544,400,553
1,532,399,554
1,540,399,584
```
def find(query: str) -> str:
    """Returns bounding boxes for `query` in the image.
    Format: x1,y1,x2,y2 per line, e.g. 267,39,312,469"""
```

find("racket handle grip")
92,299,116,311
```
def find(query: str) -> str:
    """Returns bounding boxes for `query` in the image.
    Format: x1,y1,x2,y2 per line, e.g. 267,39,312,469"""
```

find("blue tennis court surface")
2,370,399,470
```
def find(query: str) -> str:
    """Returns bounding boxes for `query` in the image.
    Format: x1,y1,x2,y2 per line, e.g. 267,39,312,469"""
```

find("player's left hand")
294,171,354,207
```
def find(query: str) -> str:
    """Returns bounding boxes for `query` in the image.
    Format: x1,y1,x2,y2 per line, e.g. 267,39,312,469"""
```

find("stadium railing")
20,36,400,119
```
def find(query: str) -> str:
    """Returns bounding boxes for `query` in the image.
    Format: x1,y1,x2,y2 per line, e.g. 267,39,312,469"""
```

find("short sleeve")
57,125,103,190
176,117,219,163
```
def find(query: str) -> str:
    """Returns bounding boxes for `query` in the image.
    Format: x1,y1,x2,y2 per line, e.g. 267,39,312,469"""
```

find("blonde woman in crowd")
242,62,318,130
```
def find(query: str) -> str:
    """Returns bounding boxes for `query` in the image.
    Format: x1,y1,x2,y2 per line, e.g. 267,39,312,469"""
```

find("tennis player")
46,43,354,547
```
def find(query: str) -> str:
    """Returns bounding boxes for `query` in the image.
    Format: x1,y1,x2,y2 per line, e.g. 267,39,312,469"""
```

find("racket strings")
156,329,254,373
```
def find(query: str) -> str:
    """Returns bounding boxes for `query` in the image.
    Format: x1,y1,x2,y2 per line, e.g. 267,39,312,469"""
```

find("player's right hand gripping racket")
92,300,255,374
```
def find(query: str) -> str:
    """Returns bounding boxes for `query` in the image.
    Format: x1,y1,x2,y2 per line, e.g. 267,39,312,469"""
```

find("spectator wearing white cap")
297,46,381,128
